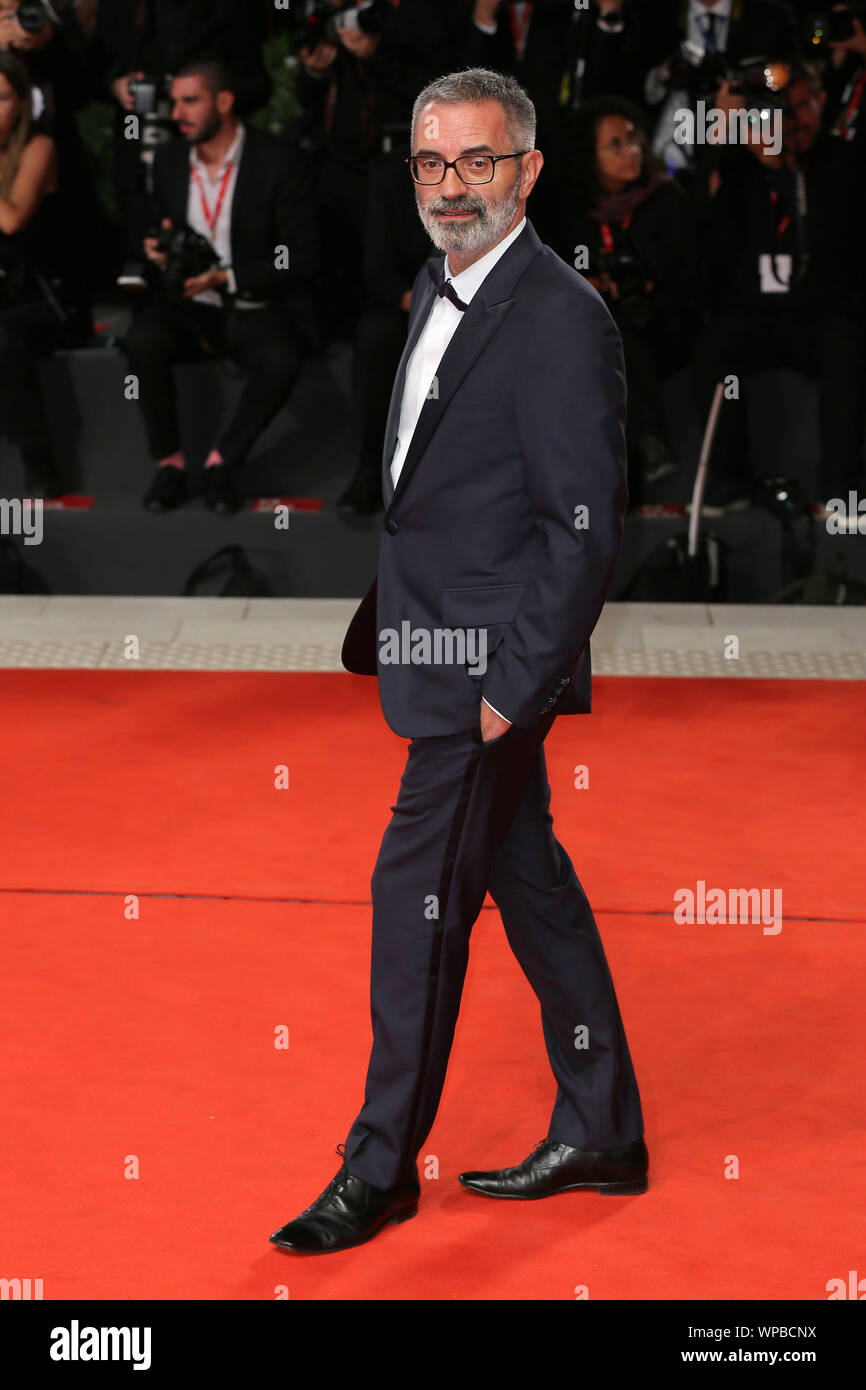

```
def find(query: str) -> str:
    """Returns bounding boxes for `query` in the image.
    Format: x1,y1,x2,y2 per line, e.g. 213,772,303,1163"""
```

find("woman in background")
553,95,698,505
0,51,89,497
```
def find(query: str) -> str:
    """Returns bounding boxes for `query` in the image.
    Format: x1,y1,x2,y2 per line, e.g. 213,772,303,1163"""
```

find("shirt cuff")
473,19,497,36
225,267,237,295
482,695,511,723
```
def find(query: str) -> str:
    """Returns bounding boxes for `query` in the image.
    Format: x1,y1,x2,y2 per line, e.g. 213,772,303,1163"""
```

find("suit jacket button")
385,519,399,534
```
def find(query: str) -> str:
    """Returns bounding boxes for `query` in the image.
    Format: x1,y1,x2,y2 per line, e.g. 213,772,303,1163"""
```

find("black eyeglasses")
406,152,530,185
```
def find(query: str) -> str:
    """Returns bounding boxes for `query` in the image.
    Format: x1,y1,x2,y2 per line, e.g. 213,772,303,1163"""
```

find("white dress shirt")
688,0,732,52
390,215,528,724
186,122,265,309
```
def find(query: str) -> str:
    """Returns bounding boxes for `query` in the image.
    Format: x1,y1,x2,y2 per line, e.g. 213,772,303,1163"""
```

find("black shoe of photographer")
143,464,188,512
203,462,242,514
336,466,383,516
459,1136,649,1199
116,259,148,291
269,1147,420,1254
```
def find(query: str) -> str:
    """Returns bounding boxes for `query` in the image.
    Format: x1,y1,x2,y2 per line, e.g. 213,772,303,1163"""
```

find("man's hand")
399,288,412,313
474,0,503,25
337,26,380,60
112,71,145,110
829,14,866,64
299,40,338,73
597,0,625,15
183,268,228,299
143,217,171,268
480,701,511,742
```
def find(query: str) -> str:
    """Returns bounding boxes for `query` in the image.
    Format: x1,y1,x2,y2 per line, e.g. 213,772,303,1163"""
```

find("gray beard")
416,171,522,259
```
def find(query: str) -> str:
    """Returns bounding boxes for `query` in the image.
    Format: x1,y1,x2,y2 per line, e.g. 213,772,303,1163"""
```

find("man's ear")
217,90,235,119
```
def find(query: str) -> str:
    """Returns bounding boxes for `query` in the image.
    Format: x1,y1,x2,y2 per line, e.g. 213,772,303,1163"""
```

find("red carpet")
1,672,863,1299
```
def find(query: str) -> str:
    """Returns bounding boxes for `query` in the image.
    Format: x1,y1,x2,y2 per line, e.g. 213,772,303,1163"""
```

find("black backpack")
182,545,274,597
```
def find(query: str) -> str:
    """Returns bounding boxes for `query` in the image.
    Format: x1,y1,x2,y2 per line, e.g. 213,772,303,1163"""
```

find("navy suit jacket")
341,218,628,738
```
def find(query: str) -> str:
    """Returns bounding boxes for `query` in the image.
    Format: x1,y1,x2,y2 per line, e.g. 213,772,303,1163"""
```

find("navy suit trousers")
343,714,644,1191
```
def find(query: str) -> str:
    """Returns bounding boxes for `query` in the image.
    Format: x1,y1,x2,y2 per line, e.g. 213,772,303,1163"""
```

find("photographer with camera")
91,0,269,289
819,5,866,160
460,1,646,133
552,95,698,503
335,141,436,515
124,58,319,514
639,0,798,171
0,50,89,497
285,0,447,338
692,59,865,512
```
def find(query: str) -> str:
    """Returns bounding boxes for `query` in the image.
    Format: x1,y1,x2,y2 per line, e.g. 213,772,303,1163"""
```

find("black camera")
805,5,866,47
128,74,170,118
127,74,175,166
597,248,651,331
289,0,392,53
152,223,220,298
667,41,795,108
16,0,58,34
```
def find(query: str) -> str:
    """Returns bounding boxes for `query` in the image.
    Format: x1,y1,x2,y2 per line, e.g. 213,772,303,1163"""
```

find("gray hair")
410,67,536,154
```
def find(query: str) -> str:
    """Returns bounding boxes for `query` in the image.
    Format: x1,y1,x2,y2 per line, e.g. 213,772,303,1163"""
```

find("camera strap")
190,161,235,238
768,168,808,284
832,65,866,141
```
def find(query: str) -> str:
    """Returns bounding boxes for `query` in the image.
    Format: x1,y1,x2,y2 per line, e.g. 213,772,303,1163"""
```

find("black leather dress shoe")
459,1137,648,1198
203,462,242,514
269,1146,420,1254
143,464,188,512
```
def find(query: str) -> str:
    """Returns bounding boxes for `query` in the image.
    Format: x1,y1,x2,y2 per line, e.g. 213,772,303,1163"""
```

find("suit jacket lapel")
383,220,542,514
229,125,253,259
381,270,437,508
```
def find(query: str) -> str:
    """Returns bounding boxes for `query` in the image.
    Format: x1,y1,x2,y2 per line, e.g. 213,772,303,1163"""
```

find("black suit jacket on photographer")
635,0,798,73
149,126,320,347
91,0,270,114
363,146,437,312
341,219,628,739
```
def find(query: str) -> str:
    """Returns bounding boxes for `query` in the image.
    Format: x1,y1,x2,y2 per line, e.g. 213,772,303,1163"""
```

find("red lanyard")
599,212,632,253
833,67,866,141
191,160,234,238
508,2,532,61
768,189,790,241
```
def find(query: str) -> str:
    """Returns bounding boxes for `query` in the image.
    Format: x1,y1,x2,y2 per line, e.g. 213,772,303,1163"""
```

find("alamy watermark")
674,880,783,935
378,623,487,674
674,100,782,156
0,497,42,545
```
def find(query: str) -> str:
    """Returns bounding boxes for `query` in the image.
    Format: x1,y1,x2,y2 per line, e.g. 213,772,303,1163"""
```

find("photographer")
822,5,866,159
639,0,798,171
460,1,646,132
0,51,88,497
124,58,319,514
693,61,865,511
336,142,436,515
287,0,447,337
553,95,698,501
91,0,269,286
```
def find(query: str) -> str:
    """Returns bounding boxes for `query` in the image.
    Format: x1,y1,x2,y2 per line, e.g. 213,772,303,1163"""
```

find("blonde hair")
0,53,34,198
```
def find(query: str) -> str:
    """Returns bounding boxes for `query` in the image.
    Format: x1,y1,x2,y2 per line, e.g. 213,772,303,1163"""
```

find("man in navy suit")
271,66,647,1256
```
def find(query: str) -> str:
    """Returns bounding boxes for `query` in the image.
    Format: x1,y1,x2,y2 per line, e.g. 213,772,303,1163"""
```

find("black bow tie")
427,260,469,312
